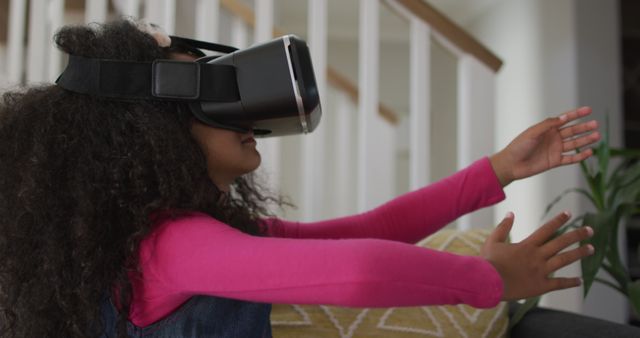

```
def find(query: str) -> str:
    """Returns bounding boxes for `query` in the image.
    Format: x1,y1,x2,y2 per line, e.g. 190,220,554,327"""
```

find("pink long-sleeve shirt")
129,157,506,327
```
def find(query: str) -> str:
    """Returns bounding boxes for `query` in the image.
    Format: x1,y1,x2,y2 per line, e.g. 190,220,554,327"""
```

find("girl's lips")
240,131,255,143
242,137,256,144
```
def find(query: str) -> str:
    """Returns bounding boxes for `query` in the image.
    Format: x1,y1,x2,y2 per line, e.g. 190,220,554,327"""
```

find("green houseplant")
511,120,640,327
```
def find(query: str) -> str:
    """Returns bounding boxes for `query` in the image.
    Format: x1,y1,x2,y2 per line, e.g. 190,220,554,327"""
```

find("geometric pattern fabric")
271,229,508,338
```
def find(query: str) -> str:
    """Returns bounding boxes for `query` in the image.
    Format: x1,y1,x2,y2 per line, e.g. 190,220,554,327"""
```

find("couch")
509,303,640,338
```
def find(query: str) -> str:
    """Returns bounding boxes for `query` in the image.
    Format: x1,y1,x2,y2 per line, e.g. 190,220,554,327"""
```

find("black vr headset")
56,35,322,137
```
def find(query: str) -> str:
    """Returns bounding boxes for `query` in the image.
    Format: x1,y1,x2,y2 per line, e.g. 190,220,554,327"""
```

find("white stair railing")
253,0,283,208
0,0,502,227
195,0,220,42
85,0,108,24
139,0,176,34
25,0,50,83
357,0,379,212
301,0,328,221
408,17,431,190
456,55,498,229
386,0,501,229
112,0,139,17
6,0,27,84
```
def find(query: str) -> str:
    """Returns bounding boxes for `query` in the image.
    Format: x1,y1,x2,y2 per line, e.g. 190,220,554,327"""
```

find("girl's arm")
131,214,503,326
132,211,593,327
265,157,505,243
265,107,601,243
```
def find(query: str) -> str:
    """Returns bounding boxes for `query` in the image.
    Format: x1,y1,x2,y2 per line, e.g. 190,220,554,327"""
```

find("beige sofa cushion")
271,228,508,337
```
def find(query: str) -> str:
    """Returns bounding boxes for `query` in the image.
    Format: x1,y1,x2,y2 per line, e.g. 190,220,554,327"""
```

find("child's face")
190,121,261,191
167,48,260,191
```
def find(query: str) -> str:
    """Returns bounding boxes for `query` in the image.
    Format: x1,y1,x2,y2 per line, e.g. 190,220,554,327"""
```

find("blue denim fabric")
99,294,272,338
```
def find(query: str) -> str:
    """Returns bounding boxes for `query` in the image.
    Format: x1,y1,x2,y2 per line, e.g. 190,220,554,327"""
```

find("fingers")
558,108,599,155
541,226,593,258
557,106,592,125
560,148,593,165
546,244,595,273
562,132,601,152
559,120,598,139
524,211,571,246
530,107,593,138
488,212,514,243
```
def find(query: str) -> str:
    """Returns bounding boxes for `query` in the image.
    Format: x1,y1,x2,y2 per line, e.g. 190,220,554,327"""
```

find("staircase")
0,0,502,228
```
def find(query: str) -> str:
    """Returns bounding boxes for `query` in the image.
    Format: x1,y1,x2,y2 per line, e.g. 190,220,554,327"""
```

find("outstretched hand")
481,212,594,301
490,107,600,187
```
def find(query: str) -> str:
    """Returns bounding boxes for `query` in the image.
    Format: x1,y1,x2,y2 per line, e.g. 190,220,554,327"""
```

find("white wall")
456,54,497,230
468,0,625,323
574,0,625,323
468,0,559,243
430,40,458,184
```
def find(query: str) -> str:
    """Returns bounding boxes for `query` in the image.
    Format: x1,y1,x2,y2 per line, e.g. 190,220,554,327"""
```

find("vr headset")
56,35,322,137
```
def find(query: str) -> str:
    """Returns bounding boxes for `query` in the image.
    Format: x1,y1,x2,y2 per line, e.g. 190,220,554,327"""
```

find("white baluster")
143,0,175,33
385,0,456,192
300,0,327,221
144,0,161,27
358,0,386,212
47,0,65,83
457,55,496,229
254,0,273,43
113,0,140,17
85,0,108,24
409,17,431,190
7,0,27,84
230,16,249,49
195,0,220,42
254,0,281,201
26,0,48,83
162,0,176,34
335,92,356,217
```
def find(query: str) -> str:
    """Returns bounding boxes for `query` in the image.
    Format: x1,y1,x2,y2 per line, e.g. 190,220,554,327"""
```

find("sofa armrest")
509,303,640,338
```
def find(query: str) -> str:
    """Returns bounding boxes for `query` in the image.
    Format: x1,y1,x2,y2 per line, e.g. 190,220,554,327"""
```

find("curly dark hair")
0,19,278,337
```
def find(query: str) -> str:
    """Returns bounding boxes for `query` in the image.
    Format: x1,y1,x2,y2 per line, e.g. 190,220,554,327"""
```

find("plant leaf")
603,208,631,288
604,249,629,290
606,161,640,219
581,212,611,296
592,172,605,210
608,158,631,186
597,131,610,186
509,297,540,329
542,188,596,219
619,167,640,204
628,280,640,317
580,157,593,179
610,148,640,158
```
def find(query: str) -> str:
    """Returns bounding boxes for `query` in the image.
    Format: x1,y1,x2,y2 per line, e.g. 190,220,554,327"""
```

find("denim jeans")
99,294,272,337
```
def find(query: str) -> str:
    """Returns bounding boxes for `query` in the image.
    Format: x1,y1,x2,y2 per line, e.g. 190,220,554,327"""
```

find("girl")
0,20,600,337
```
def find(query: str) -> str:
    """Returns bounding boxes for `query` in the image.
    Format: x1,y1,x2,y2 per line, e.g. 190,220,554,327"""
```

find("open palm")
491,107,600,186
482,211,594,301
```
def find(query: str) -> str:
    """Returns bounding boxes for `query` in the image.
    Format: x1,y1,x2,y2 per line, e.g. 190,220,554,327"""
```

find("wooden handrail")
326,67,398,124
220,0,399,125
391,0,503,72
